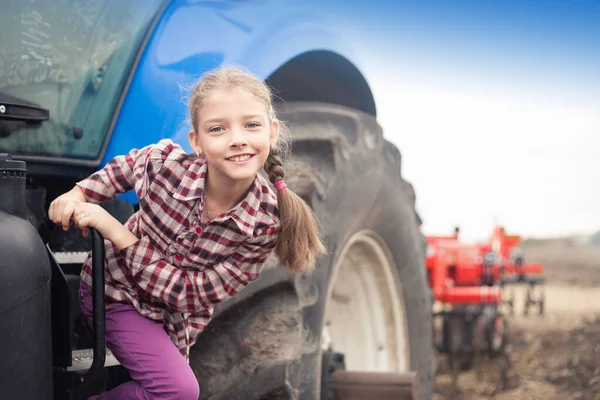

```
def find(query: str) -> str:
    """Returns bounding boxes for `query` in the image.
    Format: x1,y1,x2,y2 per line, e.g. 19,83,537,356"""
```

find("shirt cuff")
119,235,160,276
75,177,112,203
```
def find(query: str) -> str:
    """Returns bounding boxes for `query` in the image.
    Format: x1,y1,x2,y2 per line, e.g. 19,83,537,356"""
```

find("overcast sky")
330,0,600,241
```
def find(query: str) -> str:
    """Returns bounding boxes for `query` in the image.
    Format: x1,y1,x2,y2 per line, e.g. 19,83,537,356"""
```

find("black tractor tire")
189,102,434,400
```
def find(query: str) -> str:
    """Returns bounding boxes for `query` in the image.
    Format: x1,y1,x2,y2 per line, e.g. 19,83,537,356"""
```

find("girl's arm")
119,228,279,313
75,142,158,203
51,140,176,232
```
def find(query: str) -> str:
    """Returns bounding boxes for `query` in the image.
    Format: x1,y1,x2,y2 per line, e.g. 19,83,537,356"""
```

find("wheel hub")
322,230,410,372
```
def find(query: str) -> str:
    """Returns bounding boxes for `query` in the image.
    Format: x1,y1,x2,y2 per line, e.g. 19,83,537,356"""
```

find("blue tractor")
0,1,433,399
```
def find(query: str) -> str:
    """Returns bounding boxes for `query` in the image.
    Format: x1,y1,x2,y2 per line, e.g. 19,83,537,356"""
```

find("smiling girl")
48,66,326,400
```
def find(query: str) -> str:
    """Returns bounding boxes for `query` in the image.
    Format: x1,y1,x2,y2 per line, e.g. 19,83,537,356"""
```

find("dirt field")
433,238,600,400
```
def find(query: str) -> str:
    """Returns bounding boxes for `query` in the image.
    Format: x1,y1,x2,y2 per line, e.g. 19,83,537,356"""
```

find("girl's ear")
188,129,204,155
269,119,280,147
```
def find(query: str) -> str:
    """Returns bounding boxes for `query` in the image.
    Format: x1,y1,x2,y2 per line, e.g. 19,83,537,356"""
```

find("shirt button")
176,254,183,261
195,227,202,234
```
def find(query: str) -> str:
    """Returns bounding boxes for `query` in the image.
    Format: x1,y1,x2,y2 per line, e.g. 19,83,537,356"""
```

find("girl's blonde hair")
188,66,326,274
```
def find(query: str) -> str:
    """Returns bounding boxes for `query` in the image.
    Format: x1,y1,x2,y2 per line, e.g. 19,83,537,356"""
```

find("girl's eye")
209,126,223,133
246,122,260,129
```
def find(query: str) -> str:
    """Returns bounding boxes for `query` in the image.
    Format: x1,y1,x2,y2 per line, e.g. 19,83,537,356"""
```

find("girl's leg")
79,285,199,400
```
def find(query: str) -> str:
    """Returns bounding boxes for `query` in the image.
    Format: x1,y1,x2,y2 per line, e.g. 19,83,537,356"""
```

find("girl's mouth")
226,154,254,163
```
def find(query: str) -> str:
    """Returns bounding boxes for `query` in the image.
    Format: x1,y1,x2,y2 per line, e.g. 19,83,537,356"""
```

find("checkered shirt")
76,139,280,360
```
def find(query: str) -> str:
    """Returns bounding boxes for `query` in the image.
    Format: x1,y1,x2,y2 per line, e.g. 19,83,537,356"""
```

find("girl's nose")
229,127,248,148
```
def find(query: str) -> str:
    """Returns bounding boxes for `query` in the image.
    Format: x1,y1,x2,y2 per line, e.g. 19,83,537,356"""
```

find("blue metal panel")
104,0,365,204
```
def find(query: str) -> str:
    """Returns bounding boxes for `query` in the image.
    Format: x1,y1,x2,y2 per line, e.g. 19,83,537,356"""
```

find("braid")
264,146,326,274
264,147,285,185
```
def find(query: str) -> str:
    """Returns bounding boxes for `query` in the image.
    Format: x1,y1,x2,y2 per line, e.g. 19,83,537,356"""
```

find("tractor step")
53,251,89,265
331,371,418,400
68,348,121,372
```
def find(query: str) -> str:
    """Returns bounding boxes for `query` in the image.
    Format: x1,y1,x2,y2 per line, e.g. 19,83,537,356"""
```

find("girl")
48,66,326,400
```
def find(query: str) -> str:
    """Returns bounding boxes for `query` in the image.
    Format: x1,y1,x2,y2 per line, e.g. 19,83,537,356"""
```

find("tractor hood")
0,0,165,163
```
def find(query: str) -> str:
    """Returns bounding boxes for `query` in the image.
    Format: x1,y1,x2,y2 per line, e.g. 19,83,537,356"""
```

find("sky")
325,0,600,241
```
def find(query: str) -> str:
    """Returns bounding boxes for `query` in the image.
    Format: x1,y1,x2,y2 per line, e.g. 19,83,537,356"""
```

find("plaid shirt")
76,139,280,360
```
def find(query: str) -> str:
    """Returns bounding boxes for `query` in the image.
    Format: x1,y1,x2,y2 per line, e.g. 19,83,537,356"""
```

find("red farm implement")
484,226,546,316
423,224,546,391
426,232,507,383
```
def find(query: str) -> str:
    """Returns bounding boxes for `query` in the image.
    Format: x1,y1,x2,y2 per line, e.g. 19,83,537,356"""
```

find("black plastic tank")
0,154,53,399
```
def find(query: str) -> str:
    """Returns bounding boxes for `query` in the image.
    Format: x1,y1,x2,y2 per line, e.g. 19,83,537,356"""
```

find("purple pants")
79,284,200,400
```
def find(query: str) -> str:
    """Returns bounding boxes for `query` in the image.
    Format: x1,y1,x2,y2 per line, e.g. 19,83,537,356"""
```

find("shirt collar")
171,154,267,237
172,155,206,201
214,175,263,237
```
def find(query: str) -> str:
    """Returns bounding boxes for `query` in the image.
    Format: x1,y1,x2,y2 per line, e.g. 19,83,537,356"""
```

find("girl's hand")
73,203,120,240
49,186,88,230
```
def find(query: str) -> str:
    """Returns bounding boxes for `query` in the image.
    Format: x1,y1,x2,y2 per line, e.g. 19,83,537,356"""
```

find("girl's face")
189,87,279,187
